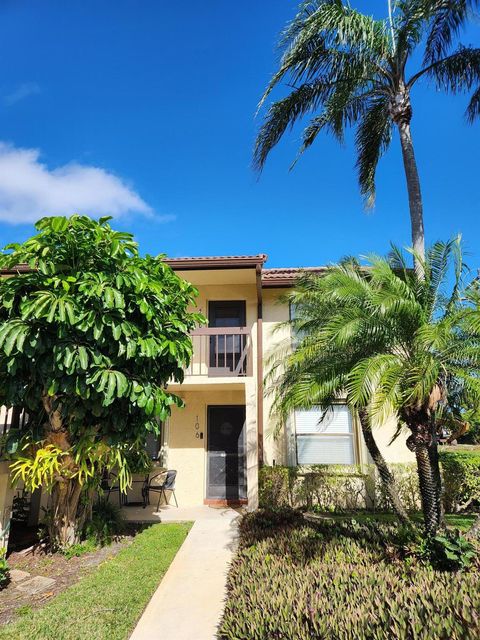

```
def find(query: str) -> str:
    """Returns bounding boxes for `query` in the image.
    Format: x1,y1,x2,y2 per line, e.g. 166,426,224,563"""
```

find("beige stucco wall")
262,288,290,466
370,416,414,463
0,461,14,547
166,268,260,508
166,388,247,507
260,287,414,467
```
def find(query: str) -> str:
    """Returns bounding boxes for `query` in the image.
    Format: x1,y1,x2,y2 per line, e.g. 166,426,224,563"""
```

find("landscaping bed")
218,509,480,640
0,522,191,640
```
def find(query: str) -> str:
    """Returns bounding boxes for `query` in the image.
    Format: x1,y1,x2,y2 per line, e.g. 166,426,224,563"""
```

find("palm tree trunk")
414,444,440,536
357,409,411,525
398,121,425,273
427,421,445,528
407,421,442,536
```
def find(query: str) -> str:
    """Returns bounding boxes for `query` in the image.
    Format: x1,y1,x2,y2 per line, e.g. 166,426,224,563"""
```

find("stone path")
9,568,56,595
129,506,240,640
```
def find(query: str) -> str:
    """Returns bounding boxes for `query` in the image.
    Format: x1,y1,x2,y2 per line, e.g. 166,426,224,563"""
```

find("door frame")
204,404,248,506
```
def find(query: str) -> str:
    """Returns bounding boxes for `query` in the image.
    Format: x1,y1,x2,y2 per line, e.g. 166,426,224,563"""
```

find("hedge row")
440,448,480,512
259,448,480,513
258,463,421,512
218,510,480,640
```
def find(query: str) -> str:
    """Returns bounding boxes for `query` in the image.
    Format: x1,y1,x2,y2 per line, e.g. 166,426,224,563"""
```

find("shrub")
219,514,480,640
430,531,477,571
62,538,98,560
440,449,480,512
0,547,9,590
373,462,421,512
259,465,369,512
258,466,296,508
259,458,479,516
301,465,368,512
84,497,125,546
259,464,420,513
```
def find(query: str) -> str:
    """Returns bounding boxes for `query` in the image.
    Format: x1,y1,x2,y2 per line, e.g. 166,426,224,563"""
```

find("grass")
0,522,191,640
315,511,477,531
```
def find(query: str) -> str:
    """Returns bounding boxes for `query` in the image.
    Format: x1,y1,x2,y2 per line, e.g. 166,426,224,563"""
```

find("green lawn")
0,522,191,640
315,511,477,530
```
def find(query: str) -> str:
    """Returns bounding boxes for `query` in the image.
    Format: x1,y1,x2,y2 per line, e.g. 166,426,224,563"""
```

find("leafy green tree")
255,0,480,272
268,238,480,535
0,216,203,548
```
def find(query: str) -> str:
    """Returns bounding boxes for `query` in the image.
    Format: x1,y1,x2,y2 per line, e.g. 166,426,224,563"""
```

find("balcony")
0,406,27,436
185,327,253,378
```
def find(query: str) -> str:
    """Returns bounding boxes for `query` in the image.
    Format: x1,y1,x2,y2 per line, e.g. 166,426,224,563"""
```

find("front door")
207,405,246,501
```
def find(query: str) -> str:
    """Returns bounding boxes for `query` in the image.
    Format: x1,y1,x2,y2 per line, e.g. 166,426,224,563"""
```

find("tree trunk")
49,477,83,548
42,395,84,549
407,422,442,536
357,409,411,525
397,121,425,274
427,423,445,528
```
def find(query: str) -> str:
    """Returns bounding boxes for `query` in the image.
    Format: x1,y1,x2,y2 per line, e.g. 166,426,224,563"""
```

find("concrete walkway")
129,506,240,640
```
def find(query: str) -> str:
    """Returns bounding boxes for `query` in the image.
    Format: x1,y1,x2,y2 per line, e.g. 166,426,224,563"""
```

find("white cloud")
4,82,41,106
0,142,153,224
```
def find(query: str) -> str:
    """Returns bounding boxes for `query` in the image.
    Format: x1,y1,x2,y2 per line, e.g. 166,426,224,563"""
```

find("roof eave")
164,255,267,271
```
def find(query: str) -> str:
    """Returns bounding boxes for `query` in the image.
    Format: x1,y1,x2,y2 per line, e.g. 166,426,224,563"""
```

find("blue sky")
0,0,478,269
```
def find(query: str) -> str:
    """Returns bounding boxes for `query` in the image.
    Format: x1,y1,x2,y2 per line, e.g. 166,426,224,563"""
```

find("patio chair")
101,471,126,506
142,470,178,510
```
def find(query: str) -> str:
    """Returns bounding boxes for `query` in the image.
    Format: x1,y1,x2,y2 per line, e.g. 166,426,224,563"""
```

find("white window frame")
294,405,357,466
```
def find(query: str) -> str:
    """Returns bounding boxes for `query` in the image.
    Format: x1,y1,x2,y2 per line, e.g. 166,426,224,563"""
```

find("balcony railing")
1,406,27,436
185,327,253,377
1,406,28,460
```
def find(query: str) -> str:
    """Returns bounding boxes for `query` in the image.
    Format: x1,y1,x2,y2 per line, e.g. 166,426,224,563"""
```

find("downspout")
255,264,264,466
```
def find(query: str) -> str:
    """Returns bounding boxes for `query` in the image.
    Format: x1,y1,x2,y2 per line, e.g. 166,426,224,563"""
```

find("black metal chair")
142,470,178,510
101,471,126,506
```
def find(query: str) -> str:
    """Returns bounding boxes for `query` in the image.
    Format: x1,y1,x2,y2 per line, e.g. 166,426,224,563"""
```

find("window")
295,405,356,465
208,301,247,374
208,300,246,327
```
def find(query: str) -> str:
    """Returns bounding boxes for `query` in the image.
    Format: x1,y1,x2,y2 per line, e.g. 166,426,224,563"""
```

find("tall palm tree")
267,238,480,535
254,1,480,273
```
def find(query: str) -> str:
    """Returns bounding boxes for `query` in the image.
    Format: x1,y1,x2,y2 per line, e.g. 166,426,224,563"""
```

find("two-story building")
0,254,412,534
155,254,412,509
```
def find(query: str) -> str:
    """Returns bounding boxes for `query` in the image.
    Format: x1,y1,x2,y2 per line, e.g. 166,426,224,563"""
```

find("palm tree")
254,1,480,273
267,238,480,535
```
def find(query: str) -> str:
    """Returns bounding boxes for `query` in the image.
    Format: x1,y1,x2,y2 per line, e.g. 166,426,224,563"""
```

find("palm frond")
466,85,480,121
295,88,375,163
394,0,429,57
411,45,480,92
423,0,480,64
258,1,389,112
355,97,393,207
253,81,331,171
281,0,391,60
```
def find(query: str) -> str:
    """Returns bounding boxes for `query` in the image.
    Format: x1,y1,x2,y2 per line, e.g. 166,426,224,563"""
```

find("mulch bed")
0,524,145,626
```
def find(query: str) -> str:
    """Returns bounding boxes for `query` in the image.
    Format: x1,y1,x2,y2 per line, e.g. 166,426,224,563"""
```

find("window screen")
295,406,355,465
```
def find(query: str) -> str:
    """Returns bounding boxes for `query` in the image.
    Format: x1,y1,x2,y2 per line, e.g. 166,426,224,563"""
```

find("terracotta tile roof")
262,266,326,287
1,257,327,287
164,254,267,270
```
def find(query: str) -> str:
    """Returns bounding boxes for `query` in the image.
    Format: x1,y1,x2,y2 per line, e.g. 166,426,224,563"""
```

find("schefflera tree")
0,215,204,548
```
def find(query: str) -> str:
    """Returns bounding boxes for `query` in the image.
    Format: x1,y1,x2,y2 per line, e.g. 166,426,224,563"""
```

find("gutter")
164,255,267,271
256,263,264,466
